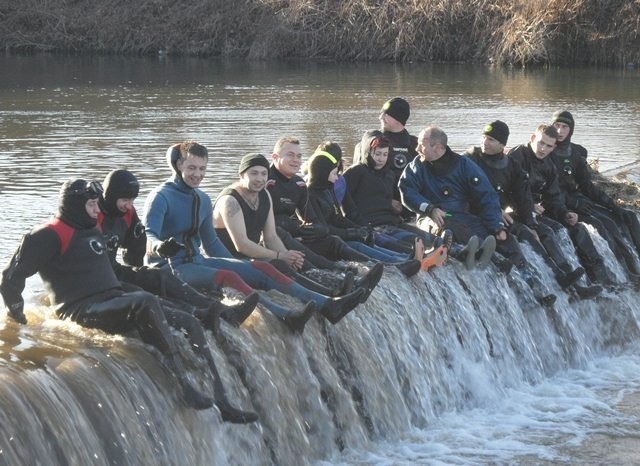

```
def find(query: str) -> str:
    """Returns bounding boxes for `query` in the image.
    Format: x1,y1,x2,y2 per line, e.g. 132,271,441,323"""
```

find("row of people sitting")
2,100,638,425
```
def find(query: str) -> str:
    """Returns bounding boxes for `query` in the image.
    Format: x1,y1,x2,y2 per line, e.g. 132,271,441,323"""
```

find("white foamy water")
337,354,640,465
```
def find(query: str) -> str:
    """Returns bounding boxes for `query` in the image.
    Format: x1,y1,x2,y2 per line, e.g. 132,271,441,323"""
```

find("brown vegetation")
1,0,639,66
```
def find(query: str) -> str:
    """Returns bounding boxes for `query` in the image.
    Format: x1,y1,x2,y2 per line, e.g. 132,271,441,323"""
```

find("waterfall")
1,231,640,465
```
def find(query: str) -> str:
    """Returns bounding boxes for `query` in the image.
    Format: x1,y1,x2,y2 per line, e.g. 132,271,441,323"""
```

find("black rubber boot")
394,259,421,277
318,288,365,324
520,265,556,307
491,252,514,275
354,263,384,303
283,301,316,333
214,399,259,424
180,379,215,410
572,284,603,300
219,292,259,327
555,266,585,289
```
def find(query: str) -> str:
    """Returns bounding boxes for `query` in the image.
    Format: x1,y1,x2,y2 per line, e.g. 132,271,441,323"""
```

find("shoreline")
2,0,639,67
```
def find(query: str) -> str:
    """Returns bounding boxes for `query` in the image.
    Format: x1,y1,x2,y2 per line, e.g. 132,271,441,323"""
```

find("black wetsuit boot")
163,307,258,422
318,288,366,324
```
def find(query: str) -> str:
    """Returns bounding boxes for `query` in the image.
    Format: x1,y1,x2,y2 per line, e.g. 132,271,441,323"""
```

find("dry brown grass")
1,0,638,66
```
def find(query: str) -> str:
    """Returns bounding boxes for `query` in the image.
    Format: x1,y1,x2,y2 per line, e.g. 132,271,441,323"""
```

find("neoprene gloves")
153,237,185,258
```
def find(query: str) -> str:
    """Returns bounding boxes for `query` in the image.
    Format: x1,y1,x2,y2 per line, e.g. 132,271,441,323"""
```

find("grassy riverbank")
2,0,638,66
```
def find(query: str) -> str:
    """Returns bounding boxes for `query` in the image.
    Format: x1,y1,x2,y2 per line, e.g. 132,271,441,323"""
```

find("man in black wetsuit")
267,136,375,269
467,121,601,299
549,110,640,282
97,169,258,328
0,179,257,422
353,97,418,222
507,123,617,290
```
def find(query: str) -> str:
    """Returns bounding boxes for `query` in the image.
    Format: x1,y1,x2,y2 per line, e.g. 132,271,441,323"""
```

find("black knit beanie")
238,153,270,174
482,120,510,146
381,97,410,126
99,169,140,217
58,179,102,229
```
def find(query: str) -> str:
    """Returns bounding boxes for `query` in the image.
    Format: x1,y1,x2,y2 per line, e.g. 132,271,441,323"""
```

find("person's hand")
495,229,507,241
430,207,446,228
7,302,27,324
391,199,403,214
565,211,578,226
278,250,305,270
153,237,184,258
533,203,545,215
299,224,329,241
502,211,514,225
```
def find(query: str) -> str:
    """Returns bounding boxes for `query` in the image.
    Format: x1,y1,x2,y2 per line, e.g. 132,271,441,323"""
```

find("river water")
1,55,640,465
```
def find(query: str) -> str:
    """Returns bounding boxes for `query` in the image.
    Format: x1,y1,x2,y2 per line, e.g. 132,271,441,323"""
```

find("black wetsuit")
467,147,579,279
215,187,270,258
267,165,368,264
508,143,607,275
353,128,418,222
551,142,640,272
0,217,184,359
1,178,257,418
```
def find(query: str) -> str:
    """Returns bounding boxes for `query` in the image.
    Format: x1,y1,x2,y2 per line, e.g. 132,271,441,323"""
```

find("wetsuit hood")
355,129,392,171
552,110,575,151
99,169,140,217
58,179,101,229
166,143,181,174
307,152,338,190
354,130,383,166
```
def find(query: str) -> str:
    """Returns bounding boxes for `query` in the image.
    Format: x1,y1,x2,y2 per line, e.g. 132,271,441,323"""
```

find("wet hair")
535,123,559,140
273,136,300,154
179,141,208,160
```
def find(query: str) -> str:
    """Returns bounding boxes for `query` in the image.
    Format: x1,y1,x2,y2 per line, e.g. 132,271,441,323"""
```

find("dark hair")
179,141,208,160
370,136,390,151
536,124,559,140
316,140,343,161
